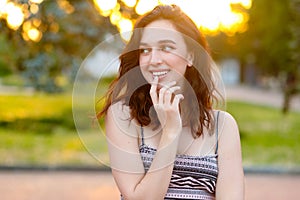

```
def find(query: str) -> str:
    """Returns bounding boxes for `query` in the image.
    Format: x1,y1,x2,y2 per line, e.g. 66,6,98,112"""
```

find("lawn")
0,93,299,169
228,101,300,168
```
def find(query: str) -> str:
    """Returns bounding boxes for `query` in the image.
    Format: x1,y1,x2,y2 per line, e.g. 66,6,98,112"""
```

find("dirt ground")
0,171,299,200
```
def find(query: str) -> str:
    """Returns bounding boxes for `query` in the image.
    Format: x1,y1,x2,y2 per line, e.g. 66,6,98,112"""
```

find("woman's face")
139,19,193,87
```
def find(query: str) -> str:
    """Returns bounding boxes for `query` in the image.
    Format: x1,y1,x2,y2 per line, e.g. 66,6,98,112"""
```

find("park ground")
1,170,300,200
1,85,299,199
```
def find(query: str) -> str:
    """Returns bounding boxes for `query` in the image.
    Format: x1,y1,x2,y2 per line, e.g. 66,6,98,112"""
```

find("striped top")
140,145,218,199
139,112,220,200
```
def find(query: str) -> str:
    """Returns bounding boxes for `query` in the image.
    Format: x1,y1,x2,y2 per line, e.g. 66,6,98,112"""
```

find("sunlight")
5,2,24,30
230,0,252,9
135,0,157,15
165,0,252,35
22,19,42,42
122,0,137,7
118,17,133,41
30,3,39,14
94,0,117,12
0,0,252,43
93,0,252,37
57,0,74,14
0,0,45,41
110,10,122,25
27,27,42,42
0,0,7,16
29,0,44,3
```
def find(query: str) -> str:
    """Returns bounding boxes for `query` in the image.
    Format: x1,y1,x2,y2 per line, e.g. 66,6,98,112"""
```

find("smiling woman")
97,4,244,200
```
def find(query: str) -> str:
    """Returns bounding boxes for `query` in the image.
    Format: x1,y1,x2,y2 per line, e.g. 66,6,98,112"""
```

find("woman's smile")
151,69,170,80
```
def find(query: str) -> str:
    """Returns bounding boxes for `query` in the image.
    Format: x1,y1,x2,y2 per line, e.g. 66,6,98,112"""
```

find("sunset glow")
0,0,252,43
0,0,44,41
94,0,252,39
5,2,24,30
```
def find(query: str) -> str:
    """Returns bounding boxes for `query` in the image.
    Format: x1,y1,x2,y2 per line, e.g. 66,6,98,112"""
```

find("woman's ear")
187,52,194,67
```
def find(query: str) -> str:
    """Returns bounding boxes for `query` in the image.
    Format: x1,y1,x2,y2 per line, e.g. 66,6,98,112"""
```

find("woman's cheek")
140,66,152,83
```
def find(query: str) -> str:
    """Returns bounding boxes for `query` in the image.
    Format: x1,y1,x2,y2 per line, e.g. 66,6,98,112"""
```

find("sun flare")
0,0,252,42
94,0,252,39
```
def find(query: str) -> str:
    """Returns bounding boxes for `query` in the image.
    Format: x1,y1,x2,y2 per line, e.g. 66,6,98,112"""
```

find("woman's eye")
161,45,174,52
140,48,151,55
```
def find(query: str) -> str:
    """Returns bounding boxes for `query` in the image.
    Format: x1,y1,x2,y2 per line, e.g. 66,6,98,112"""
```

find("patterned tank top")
139,111,220,200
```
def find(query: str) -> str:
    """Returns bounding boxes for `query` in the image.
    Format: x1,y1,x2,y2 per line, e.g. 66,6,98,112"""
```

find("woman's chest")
141,126,217,157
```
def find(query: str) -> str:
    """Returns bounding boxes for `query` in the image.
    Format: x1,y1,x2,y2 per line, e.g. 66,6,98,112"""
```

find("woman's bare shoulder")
215,110,238,127
106,101,140,135
108,101,130,118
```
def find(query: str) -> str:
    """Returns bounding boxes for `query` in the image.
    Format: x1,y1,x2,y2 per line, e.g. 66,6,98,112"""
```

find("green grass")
0,128,108,167
227,101,300,168
0,93,75,132
0,92,299,168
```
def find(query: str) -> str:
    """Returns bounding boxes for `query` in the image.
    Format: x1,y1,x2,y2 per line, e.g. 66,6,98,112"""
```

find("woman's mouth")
152,70,169,79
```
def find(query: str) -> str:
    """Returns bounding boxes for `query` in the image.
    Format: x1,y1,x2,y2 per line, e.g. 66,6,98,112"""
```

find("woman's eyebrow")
158,39,176,44
139,40,176,46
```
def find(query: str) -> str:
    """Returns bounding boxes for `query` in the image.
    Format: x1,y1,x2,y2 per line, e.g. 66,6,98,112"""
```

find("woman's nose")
149,48,163,65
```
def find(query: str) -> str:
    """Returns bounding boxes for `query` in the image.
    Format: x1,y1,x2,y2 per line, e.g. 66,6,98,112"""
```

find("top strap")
215,111,220,154
140,126,145,146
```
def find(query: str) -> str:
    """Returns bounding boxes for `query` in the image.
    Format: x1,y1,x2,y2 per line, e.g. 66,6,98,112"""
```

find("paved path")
1,170,300,200
226,85,300,112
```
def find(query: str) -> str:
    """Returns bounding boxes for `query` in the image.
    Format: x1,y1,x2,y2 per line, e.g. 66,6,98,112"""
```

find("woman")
98,4,244,200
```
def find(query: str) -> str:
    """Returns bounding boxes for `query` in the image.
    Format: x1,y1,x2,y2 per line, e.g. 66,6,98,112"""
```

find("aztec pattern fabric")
140,144,218,200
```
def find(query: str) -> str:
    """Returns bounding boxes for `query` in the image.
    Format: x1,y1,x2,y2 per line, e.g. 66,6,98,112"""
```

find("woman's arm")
106,78,184,200
215,112,245,200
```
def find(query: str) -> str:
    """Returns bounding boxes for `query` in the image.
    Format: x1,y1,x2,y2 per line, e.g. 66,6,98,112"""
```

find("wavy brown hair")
98,4,222,138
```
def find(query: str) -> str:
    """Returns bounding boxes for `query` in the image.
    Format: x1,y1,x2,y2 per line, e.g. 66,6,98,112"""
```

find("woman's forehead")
140,22,185,45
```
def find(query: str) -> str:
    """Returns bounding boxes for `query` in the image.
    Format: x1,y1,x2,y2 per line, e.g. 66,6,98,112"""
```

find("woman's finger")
164,86,180,104
150,76,159,104
159,81,176,90
172,94,184,108
158,87,167,105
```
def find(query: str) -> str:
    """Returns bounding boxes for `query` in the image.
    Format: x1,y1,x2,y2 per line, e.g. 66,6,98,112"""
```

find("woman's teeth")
152,71,168,77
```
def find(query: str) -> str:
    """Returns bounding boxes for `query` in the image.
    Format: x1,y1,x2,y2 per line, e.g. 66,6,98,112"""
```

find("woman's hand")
149,76,184,135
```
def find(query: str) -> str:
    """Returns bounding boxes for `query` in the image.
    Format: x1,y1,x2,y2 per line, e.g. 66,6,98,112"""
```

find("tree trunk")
282,72,297,114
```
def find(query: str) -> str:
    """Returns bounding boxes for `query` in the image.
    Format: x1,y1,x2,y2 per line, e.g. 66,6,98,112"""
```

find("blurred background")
0,0,299,172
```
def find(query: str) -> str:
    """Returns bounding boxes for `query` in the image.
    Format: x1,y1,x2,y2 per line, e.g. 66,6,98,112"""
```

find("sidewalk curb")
0,165,299,175
0,165,111,172
243,166,300,175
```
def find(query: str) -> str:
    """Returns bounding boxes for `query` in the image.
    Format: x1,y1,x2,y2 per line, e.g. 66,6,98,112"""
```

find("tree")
285,0,300,113
0,0,117,92
233,0,300,113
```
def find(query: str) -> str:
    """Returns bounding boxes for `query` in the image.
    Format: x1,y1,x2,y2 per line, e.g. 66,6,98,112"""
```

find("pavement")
1,170,300,200
225,85,300,112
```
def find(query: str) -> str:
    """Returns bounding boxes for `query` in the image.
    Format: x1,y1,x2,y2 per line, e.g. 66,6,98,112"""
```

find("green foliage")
212,0,300,113
0,0,118,92
244,0,291,74
0,60,11,76
0,34,14,77
0,74,25,86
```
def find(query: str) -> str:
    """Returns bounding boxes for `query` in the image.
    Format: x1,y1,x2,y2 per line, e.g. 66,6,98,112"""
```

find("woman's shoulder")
214,110,240,145
214,110,237,125
107,101,130,119
106,101,140,128
213,109,239,139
